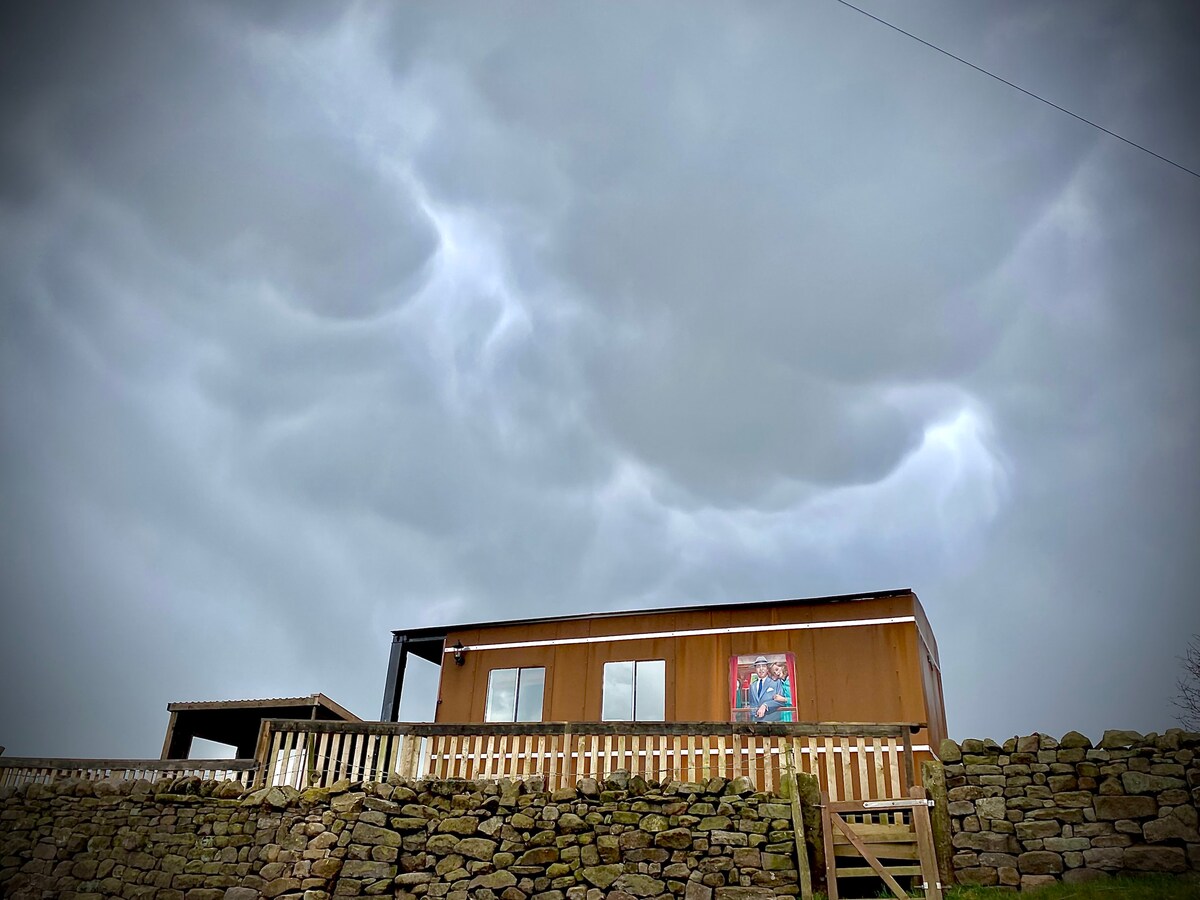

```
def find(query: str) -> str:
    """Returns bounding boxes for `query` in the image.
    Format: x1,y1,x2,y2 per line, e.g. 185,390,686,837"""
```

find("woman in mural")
770,661,793,722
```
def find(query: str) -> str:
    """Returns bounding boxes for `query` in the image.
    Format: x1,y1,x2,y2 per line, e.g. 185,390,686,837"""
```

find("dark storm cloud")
1,1,1197,756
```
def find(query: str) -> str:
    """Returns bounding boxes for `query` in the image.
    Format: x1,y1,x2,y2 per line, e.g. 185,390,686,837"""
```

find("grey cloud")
1,1,1197,757
378,2,1097,509
4,2,438,320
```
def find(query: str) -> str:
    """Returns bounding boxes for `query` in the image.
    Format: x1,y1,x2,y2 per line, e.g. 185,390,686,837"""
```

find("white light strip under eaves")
443,615,918,655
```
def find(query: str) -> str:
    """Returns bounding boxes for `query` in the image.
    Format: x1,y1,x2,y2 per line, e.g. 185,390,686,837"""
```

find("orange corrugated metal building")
384,588,946,753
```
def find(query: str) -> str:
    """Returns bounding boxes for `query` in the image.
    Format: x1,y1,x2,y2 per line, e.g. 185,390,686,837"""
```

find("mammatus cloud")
1,1,1197,755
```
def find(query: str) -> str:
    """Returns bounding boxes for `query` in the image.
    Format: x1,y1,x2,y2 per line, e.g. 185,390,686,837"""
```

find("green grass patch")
944,874,1200,899
812,874,1200,899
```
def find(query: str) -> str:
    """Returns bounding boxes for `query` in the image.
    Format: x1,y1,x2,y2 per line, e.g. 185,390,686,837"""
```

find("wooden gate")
821,786,942,900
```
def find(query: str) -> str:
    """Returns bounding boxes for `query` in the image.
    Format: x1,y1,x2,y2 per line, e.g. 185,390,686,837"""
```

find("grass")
943,875,1200,899
811,874,1200,899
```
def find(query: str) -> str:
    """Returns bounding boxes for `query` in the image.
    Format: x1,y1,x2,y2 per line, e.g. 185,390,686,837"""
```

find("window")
602,659,665,721
485,667,545,722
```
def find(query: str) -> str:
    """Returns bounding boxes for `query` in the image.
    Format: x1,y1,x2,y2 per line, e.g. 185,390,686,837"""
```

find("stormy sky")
1,1,1198,758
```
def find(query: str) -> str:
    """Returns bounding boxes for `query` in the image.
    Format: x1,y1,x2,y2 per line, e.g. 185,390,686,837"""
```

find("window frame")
484,666,546,723
601,658,666,722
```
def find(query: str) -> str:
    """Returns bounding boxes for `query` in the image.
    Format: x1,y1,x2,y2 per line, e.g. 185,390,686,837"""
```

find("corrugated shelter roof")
161,693,358,759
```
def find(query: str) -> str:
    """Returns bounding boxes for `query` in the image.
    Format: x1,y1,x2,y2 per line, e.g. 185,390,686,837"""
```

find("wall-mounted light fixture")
451,641,466,666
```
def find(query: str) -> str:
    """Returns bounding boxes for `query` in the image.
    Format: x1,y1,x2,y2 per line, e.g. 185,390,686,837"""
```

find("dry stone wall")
0,772,804,900
941,728,1200,890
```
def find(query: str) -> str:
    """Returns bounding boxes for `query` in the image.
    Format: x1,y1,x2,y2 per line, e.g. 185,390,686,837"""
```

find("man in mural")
748,655,785,722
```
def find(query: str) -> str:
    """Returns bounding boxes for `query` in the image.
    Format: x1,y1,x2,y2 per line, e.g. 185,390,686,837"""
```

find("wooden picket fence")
0,757,259,788
256,720,926,799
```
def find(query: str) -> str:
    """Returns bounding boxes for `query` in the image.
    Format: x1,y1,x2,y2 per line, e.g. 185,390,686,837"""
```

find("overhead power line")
831,0,1200,180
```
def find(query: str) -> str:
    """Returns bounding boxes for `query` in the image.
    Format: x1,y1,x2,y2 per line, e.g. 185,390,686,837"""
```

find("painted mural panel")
729,652,797,722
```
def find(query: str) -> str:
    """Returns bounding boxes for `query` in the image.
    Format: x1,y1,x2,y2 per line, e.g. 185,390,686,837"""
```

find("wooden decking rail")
0,757,259,788
257,720,926,797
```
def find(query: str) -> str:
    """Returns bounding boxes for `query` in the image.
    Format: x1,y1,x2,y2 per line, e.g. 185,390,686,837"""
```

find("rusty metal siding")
434,592,941,749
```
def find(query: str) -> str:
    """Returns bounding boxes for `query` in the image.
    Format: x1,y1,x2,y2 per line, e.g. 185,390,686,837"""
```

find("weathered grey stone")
1098,730,1143,749
394,872,435,886
759,852,790,871
954,868,998,886
707,830,748,847
1047,775,1078,792
1093,795,1157,820
455,837,498,861
946,785,987,802
331,791,365,814
311,858,343,878
1144,811,1200,843
469,871,518,890
1017,851,1063,874
1121,771,1185,793
439,816,480,835
427,833,460,854
1015,821,1059,840
714,889,776,900
951,832,1016,853
352,821,402,848
638,813,669,833
977,852,1018,868
976,797,1006,819
509,812,536,830
1042,837,1089,852
557,813,587,834
937,739,962,763
724,777,755,796
1058,731,1092,750
612,874,665,897
1052,791,1094,808
579,864,624,889
617,829,651,850
964,764,1003,776
342,859,396,880
517,847,559,866
263,877,303,897
1082,847,1124,870
1123,845,1187,873
653,827,693,850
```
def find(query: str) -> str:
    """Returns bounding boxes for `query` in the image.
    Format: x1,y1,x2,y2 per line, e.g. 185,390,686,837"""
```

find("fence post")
921,758,955,888
783,742,815,900
560,727,573,792
253,720,274,788
397,733,420,781
901,727,915,792
304,733,317,790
